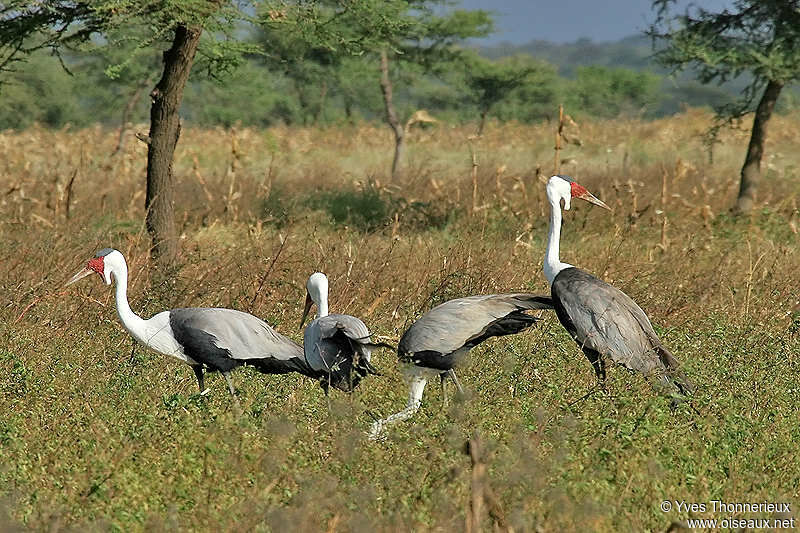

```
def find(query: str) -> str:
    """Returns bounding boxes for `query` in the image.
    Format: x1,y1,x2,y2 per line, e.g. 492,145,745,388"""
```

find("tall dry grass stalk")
1,112,799,531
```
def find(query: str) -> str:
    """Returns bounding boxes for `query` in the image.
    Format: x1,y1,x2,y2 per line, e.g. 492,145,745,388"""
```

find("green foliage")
9,0,800,131
382,3,494,78
309,185,390,232
259,0,416,58
0,52,80,129
333,56,385,122
0,1,254,73
305,185,457,232
256,3,350,125
481,36,654,76
0,0,261,131
405,7,494,66
256,0,494,130
566,66,661,118
459,52,546,121
648,0,800,118
261,181,457,232
183,59,302,127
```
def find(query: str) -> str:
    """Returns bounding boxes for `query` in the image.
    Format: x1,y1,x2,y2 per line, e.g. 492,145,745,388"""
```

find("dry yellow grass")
1,111,799,531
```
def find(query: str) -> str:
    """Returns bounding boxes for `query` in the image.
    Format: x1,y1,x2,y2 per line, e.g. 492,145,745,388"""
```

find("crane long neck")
317,293,329,318
544,197,570,285
112,265,146,335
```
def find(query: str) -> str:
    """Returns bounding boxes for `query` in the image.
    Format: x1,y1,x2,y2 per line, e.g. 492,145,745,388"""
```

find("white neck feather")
317,293,329,318
544,195,574,285
111,263,147,338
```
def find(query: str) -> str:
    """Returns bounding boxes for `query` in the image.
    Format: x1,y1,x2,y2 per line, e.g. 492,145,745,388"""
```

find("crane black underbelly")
401,349,459,371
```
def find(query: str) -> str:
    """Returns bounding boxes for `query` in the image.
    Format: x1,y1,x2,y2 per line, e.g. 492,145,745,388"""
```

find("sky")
458,0,735,44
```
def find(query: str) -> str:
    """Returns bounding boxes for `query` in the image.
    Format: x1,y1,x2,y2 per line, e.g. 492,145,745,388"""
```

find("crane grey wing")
398,293,552,370
305,315,365,371
170,308,305,374
552,268,692,391
303,314,383,392
318,314,371,343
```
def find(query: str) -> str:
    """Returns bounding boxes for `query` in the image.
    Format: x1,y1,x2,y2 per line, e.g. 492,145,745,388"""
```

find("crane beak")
299,292,313,330
577,190,611,210
65,267,94,287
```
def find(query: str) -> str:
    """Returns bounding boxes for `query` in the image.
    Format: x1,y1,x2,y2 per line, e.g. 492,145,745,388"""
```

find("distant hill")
475,35,761,116
480,35,654,76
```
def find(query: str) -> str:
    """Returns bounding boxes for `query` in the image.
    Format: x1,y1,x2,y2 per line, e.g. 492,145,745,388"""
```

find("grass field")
1,110,799,531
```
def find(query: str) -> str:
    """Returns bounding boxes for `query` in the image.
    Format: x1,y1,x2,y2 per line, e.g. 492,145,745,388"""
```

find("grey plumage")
398,293,554,370
551,267,694,396
368,293,552,439
67,247,326,400
300,272,391,394
303,313,384,393
169,308,310,392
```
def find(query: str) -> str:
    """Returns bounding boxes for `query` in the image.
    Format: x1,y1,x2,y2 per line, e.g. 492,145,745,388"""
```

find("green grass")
1,114,799,531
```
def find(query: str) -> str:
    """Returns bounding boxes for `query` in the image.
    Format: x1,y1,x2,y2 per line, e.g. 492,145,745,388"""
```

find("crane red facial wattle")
570,182,588,198
88,256,104,275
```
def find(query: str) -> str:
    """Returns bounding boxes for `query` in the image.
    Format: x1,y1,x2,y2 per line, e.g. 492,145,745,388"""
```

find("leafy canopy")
569,66,660,119
648,0,800,117
458,51,544,114
0,1,258,80
259,0,492,65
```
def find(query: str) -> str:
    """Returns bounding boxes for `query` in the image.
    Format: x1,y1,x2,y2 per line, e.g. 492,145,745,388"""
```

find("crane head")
65,248,117,286
300,272,329,329
547,175,610,211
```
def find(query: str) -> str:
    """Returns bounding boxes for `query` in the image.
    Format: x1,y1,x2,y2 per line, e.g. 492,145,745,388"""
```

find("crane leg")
192,365,206,393
439,373,447,411
447,369,464,395
221,371,241,411
586,350,607,391
222,371,236,396
597,359,607,392
368,366,428,440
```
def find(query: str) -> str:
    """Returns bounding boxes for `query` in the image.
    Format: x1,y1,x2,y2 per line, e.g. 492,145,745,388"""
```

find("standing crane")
299,272,391,393
368,293,553,439
65,249,369,399
543,175,695,398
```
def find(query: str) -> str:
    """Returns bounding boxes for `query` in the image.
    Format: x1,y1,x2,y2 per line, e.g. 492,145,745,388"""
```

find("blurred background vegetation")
2,2,800,529
3,30,797,132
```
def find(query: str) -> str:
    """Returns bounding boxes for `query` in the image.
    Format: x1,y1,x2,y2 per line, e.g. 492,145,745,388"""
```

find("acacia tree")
0,1,255,263
258,1,486,178
258,2,406,126
256,19,338,125
377,4,492,179
458,52,544,135
648,0,800,213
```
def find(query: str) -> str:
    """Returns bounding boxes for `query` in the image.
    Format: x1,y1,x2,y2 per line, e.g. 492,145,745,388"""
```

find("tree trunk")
477,108,488,136
379,50,404,180
343,96,354,124
145,24,202,264
736,79,783,213
113,74,153,156
295,79,311,125
313,81,328,125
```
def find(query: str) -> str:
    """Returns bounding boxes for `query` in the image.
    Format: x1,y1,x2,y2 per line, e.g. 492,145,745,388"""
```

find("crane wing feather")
303,313,382,392
551,268,687,385
398,294,552,368
170,308,303,366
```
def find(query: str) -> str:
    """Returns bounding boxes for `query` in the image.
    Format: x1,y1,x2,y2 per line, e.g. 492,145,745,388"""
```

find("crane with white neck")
543,175,694,398
299,272,391,393
65,249,369,399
